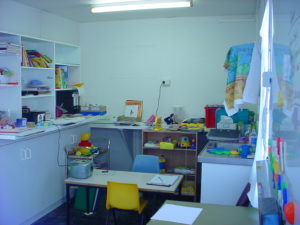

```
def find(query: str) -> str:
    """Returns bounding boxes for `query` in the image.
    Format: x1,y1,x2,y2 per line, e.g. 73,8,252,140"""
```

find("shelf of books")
0,31,81,121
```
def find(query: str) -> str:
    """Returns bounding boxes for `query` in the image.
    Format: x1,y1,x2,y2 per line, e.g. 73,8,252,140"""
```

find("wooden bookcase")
142,129,207,201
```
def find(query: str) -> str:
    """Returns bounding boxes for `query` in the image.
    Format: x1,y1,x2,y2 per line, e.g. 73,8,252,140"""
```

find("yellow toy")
153,116,164,131
178,136,191,148
76,133,94,155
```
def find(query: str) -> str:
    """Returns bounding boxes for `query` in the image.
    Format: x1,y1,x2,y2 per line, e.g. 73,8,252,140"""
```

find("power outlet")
161,79,171,87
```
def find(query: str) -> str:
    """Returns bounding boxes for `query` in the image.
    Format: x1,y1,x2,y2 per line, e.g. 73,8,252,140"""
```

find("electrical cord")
52,123,69,167
155,82,164,116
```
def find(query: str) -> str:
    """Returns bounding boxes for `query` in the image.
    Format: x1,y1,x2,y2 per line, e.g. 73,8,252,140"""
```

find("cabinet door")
0,125,90,225
0,134,60,225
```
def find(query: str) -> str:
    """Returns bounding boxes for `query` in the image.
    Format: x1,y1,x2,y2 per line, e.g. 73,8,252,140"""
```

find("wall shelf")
21,67,55,70
22,94,54,99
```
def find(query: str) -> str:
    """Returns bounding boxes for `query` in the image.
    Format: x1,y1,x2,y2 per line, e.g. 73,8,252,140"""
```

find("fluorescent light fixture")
91,0,191,13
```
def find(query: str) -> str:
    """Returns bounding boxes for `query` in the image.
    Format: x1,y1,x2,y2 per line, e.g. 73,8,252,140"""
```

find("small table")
65,170,183,225
147,200,259,225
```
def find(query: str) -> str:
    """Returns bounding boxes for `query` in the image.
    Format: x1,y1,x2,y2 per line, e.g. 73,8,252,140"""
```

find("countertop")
0,116,100,141
89,122,149,130
198,141,254,166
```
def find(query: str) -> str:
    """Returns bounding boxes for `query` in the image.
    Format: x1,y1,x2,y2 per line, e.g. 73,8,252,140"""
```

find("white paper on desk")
151,204,202,225
147,175,179,186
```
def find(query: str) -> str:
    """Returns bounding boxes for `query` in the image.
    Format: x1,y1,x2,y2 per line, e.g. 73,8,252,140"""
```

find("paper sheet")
147,175,179,186
151,204,202,225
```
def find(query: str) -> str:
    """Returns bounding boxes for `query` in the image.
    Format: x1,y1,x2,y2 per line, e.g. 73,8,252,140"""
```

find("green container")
73,186,98,211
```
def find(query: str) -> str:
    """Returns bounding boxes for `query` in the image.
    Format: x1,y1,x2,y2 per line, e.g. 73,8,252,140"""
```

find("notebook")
147,175,179,187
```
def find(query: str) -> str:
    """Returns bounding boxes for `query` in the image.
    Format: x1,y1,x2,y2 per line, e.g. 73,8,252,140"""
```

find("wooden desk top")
65,170,183,194
147,200,259,225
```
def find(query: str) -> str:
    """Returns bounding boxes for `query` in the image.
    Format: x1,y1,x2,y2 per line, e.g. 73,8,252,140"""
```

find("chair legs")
105,210,109,225
106,209,144,225
106,209,118,225
112,209,117,225
139,213,144,225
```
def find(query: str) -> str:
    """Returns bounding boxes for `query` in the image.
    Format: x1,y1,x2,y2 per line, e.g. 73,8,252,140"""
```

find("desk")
90,124,147,171
65,170,183,225
147,200,259,225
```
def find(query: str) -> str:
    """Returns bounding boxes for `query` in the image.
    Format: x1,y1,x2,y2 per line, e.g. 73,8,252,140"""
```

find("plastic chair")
132,154,160,173
106,181,148,225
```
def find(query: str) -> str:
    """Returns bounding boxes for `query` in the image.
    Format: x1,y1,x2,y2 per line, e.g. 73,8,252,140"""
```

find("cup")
240,145,251,158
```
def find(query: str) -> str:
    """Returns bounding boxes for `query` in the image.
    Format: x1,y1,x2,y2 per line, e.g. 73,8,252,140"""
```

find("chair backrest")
106,181,141,212
132,154,160,173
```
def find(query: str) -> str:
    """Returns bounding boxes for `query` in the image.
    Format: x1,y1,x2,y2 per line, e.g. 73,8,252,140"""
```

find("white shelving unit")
55,42,81,89
0,31,81,122
0,32,22,121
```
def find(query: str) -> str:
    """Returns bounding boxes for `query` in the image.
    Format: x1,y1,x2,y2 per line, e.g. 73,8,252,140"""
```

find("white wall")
0,0,79,45
80,16,256,120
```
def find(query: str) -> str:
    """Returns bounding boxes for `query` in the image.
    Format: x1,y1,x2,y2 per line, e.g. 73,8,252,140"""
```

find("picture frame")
124,100,143,119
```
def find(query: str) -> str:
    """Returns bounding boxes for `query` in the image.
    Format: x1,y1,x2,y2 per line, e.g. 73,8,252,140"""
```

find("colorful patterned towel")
224,43,255,116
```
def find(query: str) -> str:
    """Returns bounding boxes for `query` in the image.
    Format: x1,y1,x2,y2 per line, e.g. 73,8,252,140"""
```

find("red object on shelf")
205,106,221,128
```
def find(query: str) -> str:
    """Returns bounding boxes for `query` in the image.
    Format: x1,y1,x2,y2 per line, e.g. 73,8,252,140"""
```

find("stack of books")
55,65,68,89
0,42,20,54
22,47,52,67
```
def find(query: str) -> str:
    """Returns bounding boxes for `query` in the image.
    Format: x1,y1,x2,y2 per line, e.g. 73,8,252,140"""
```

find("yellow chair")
106,181,148,225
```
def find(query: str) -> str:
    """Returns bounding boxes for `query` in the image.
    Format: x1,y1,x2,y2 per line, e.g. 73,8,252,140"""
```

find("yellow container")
160,142,175,150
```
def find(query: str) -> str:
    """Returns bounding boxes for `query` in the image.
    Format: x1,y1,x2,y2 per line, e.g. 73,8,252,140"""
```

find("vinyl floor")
31,189,193,225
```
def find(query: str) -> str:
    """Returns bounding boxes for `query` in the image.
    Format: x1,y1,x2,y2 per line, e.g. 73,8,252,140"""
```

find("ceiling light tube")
91,1,191,13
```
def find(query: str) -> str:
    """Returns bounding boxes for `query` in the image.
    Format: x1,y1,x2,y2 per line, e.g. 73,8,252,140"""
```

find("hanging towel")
223,43,255,116
243,44,261,104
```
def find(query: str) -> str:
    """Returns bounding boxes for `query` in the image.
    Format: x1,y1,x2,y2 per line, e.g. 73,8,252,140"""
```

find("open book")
147,174,179,187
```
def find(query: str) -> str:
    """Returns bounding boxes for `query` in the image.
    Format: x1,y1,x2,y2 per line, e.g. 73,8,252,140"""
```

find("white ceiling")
12,0,258,23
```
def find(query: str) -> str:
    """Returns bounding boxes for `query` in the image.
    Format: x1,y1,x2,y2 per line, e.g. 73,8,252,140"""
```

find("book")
55,66,67,89
26,50,52,68
147,174,179,187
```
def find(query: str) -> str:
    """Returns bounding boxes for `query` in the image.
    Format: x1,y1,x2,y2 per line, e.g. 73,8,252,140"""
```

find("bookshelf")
0,31,81,122
142,130,207,201
0,32,22,121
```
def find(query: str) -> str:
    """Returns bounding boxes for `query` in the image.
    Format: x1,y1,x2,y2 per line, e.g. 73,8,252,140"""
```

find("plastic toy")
153,116,163,131
78,133,93,147
164,113,175,124
284,202,295,224
207,147,239,155
190,139,196,149
178,136,190,148
76,133,94,155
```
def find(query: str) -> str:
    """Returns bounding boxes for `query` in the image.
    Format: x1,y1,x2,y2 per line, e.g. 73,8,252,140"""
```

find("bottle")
159,155,166,173
244,124,251,143
248,125,257,147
